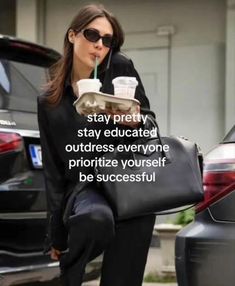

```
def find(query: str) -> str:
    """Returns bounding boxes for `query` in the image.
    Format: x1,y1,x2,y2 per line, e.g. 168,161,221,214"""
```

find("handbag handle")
117,115,171,168
142,115,171,162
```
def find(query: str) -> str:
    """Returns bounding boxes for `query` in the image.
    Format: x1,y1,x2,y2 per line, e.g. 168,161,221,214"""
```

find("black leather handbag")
95,117,204,220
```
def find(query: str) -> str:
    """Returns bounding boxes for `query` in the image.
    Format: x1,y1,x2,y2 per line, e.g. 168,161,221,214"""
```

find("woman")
38,4,155,286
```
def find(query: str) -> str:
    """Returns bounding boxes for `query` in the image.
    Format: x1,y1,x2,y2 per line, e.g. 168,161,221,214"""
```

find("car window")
0,61,10,93
223,125,235,142
0,59,48,112
206,143,235,161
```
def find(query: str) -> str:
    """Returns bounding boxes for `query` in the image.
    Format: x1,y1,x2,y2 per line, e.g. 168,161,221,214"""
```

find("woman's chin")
87,60,97,70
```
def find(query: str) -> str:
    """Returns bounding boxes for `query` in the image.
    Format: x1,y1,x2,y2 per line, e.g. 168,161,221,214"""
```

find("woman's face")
69,17,113,75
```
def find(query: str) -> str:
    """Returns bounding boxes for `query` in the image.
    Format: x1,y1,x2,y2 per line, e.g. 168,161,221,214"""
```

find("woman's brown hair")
46,4,124,106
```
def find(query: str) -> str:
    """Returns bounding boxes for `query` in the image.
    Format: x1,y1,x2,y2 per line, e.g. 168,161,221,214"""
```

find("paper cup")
76,79,102,97
112,76,138,98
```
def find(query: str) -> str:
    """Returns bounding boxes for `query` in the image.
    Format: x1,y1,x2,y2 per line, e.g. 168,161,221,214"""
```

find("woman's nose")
94,38,103,49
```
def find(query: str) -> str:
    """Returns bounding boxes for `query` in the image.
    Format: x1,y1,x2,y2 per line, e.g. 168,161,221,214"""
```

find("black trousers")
60,185,155,286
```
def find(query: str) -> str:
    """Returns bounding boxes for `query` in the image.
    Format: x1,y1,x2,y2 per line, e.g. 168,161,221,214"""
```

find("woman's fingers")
103,105,141,127
50,248,61,260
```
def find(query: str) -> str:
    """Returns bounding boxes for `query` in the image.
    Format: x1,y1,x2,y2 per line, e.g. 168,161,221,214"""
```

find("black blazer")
37,52,155,251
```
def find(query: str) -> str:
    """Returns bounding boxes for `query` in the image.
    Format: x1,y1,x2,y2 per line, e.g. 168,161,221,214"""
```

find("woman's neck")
70,61,93,97
71,68,90,82
71,59,92,83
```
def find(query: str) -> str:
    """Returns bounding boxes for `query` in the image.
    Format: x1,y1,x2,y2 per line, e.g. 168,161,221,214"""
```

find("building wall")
10,0,228,152
45,0,225,50
43,0,226,152
226,0,235,135
0,0,16,36
1,0,230,152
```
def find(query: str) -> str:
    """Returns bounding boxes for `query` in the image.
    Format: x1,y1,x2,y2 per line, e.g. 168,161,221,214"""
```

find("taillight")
0,132,23,153
203,170,235,200
196,143,235,212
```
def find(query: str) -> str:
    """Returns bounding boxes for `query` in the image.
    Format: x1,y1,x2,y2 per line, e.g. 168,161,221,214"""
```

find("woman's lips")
90,53,100,60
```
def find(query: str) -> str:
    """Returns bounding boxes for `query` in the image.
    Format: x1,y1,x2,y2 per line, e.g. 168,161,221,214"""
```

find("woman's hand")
105,105,141,127
50,247,62,260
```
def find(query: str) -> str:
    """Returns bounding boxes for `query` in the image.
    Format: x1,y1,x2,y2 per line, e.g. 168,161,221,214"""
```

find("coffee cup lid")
112,76,138,86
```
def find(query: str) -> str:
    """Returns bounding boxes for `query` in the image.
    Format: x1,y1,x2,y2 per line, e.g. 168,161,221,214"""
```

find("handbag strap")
154,203,197,216
144,115,170,161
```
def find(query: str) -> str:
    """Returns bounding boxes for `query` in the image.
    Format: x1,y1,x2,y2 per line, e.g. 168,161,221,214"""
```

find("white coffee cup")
112,76,138,98
76,79,102,97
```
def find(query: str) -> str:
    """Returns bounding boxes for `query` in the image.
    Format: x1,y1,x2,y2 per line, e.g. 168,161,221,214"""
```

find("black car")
175,125,235,286
0,35,101,286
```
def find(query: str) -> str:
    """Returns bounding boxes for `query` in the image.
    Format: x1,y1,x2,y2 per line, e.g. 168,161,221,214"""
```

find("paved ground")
82,247,178,286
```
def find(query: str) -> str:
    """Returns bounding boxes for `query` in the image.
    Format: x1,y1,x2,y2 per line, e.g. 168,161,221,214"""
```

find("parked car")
0,35,101,286
175,125,235,286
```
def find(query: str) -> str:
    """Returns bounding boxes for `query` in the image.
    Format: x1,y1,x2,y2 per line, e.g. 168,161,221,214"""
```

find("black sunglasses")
80,28,114,48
